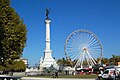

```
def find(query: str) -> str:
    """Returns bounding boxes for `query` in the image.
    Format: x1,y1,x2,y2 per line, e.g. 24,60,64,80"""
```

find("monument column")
44,9,52,59
44,18,52,59
45,19,51,51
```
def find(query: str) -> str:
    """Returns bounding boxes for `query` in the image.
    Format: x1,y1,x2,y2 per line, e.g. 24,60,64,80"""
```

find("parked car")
26,71,38,76
98,68,120,79
0,75,21,80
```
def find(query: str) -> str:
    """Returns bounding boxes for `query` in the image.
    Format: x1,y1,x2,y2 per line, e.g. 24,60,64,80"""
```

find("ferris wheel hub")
83,47,87,51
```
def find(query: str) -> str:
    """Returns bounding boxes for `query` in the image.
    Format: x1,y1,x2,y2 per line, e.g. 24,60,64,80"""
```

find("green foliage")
0,0,27,71
109,54,120,65
13,60,26,72
0,65,5,71
101,55,120,66
101,58,109,65
57,58,74,67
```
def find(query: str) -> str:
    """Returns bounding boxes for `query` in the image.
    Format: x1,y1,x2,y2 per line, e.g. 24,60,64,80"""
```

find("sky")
11,0,120,66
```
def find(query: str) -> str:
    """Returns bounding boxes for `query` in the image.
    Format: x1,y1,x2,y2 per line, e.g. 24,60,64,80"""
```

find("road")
21,77,96,80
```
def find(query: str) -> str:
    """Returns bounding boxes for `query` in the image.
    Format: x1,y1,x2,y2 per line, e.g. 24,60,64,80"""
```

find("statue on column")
46,9,50,20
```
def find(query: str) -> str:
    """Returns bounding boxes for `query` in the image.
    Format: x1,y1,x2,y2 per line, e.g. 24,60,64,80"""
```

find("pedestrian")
55,71,58,78
114,68,118,80
52,72,55,78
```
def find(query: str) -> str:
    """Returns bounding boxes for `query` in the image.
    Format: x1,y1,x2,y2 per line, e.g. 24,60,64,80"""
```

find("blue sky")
11,0,120,66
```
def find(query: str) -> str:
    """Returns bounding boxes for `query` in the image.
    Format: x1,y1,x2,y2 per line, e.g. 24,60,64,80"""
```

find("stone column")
45,19,51,50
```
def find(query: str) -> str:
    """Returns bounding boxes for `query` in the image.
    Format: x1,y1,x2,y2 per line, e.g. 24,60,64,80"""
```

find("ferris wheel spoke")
89,39,98,45
89,38,97,46
67,38,81,47
75,59,80,67
84,52,90,66
89,44,99,48
89,35,97,44
92,51,101,59
66,45,80,51
66,44,77,49
74,34,83,46
67,38,77,45
87,58,93,66
66,49,79,53
87,47,96,64
87,32,92,41
90,48,101,53
80,51,85,67
75,53,83,67
88,50,100,56
89,41,100,48
90,47,101,54
85,50,94,66
86,57,90,66
66,50,77,55
88,34,95,43
68,51,79,59
76,51,84,67
66,40,77,47
87,51,96,65
66,44,79,50
70,53,79,61
88,46,100,51
70,33,79,41
93,47,101,51
66,49,79,54
71,52,83,59
90,48,101,51
85,49,96,65
87,57,95,66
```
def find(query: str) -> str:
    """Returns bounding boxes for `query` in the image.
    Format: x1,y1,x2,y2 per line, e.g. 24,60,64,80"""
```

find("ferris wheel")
64,29,103,68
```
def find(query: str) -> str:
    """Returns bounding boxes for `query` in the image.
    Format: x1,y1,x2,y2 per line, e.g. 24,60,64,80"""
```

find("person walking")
114,68,118,80
55,71,58,78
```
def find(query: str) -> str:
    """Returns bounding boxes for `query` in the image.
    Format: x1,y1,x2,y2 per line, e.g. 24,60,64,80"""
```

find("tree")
100,55,120,66
13,60,26,72
109,55,120,65
102,58,109,65
57,57,74,69
0,0,27,71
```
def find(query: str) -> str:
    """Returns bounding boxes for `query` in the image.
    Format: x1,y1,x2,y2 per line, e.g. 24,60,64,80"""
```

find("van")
98,67,120,79
102,69,115,79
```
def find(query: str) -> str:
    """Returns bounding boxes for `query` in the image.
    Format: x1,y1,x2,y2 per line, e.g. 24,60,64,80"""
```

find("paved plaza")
21,77,96,80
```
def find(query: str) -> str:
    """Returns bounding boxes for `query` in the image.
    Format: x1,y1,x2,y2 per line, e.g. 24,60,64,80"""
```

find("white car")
98,68,119,79
26,72,38,76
